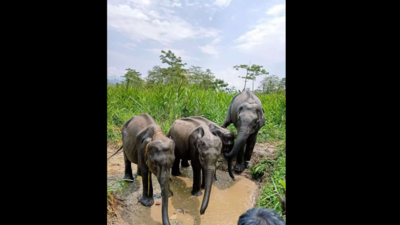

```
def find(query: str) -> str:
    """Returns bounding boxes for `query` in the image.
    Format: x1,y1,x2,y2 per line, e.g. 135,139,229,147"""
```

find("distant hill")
107,78,123,84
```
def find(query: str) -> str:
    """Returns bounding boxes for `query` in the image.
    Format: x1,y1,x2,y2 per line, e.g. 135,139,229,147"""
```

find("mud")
107,141,279,225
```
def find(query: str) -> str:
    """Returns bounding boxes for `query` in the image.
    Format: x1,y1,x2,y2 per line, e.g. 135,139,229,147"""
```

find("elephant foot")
139,196,154,207
244,161,251,169
171,170,181,176
191,189,202,196
123,174,134,182
234,163,245,174
181,160,190,167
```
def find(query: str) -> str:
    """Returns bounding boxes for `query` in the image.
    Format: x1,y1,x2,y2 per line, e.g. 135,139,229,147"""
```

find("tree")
278,77,286,90
122,68,144,88
146,65,167,86
187,66,221,90
259,75,280,94
187,66,205,85
234,63,269,91
213,79,229,91
159,50,188,85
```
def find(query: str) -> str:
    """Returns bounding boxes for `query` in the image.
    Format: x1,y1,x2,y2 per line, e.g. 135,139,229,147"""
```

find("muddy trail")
107,142,279,225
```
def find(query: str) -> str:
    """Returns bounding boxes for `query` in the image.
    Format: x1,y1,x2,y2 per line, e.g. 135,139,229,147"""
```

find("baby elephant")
168,118,222,215
121,113,175,225
180,116,236,180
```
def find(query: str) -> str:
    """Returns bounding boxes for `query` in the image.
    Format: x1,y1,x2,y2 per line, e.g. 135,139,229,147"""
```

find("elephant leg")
221,107,232,128
123,152,134,181
221,116,231,128
139,165,154,207
181,159,190,167
191,160,202,196
137,167,142,176
244,133,257,169
234,143,246,173
171,157,181,176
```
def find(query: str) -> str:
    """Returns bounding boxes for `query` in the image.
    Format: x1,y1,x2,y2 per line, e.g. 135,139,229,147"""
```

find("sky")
107,0,285,90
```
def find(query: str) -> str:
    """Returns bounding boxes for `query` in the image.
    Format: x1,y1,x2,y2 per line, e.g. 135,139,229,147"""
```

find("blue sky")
107,0,285,90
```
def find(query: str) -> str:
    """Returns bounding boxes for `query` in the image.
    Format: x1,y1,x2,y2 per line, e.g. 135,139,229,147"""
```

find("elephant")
167,118,222,215
180,116,236,180
120,113,175,225
221,91,266,177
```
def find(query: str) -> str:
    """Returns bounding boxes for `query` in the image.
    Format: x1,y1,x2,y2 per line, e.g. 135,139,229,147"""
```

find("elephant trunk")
224,128,249,159
200,167,214,215
160,168,171,225
227,157,235,181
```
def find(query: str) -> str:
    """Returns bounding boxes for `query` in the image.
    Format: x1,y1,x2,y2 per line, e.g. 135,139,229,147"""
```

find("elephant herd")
108,91,267,225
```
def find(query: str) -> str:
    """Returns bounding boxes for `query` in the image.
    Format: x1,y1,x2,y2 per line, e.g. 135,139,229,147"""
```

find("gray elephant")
119,113,175,225
221,91,266,177
168,118,222,215
180,116,236,180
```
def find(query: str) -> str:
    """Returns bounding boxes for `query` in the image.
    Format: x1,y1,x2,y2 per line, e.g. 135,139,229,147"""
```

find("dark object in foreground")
237,207,285,225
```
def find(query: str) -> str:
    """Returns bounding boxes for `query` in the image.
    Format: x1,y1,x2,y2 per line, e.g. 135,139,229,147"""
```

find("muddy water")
108,164,258,225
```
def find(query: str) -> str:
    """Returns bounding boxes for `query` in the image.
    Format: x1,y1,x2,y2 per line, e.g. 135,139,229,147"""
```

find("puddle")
108,165,258,225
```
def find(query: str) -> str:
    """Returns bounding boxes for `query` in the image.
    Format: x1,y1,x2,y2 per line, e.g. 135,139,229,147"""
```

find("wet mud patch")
216,142,280,179
107,142,279,225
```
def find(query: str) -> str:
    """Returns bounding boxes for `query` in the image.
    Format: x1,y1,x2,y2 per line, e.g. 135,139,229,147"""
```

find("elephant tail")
107,145,123,161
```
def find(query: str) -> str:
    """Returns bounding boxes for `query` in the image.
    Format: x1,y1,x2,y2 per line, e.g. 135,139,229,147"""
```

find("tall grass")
107,83,286,143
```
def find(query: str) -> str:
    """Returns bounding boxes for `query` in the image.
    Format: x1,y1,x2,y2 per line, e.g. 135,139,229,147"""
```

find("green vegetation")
107,178,131,216
107,83,285,143
251,142,286,217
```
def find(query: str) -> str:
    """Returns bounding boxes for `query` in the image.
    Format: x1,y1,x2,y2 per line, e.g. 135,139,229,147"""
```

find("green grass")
107,83,286,143
252,143,286,217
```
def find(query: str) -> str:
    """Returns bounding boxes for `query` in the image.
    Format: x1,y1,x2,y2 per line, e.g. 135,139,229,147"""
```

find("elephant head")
144,133,175,225
190,126,222,215
209,124,235,153
224,103,265,159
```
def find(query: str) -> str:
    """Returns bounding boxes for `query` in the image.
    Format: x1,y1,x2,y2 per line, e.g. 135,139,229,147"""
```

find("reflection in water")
108,166,257,225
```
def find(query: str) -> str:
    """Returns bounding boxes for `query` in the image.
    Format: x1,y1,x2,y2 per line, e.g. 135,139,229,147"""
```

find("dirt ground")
107,140,280,225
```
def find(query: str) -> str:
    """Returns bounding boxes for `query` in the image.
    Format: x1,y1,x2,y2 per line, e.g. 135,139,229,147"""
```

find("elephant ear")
191,126,205,148
257,107,266,128
209,124,222,138
137,126,155,149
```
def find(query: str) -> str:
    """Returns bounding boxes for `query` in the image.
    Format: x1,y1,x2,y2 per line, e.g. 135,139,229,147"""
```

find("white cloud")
266,4,285,16
114,42,137,50
160,0,182,8
234,4,285,64
107,1,219,45
199,37,221,56
210,37,220,44
209,16,213,21
108,66,126,80
185,0,200,6
214,0,232,8
128,0,150,5
147,48,191,60
199,45,218,55
215,67,246,90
